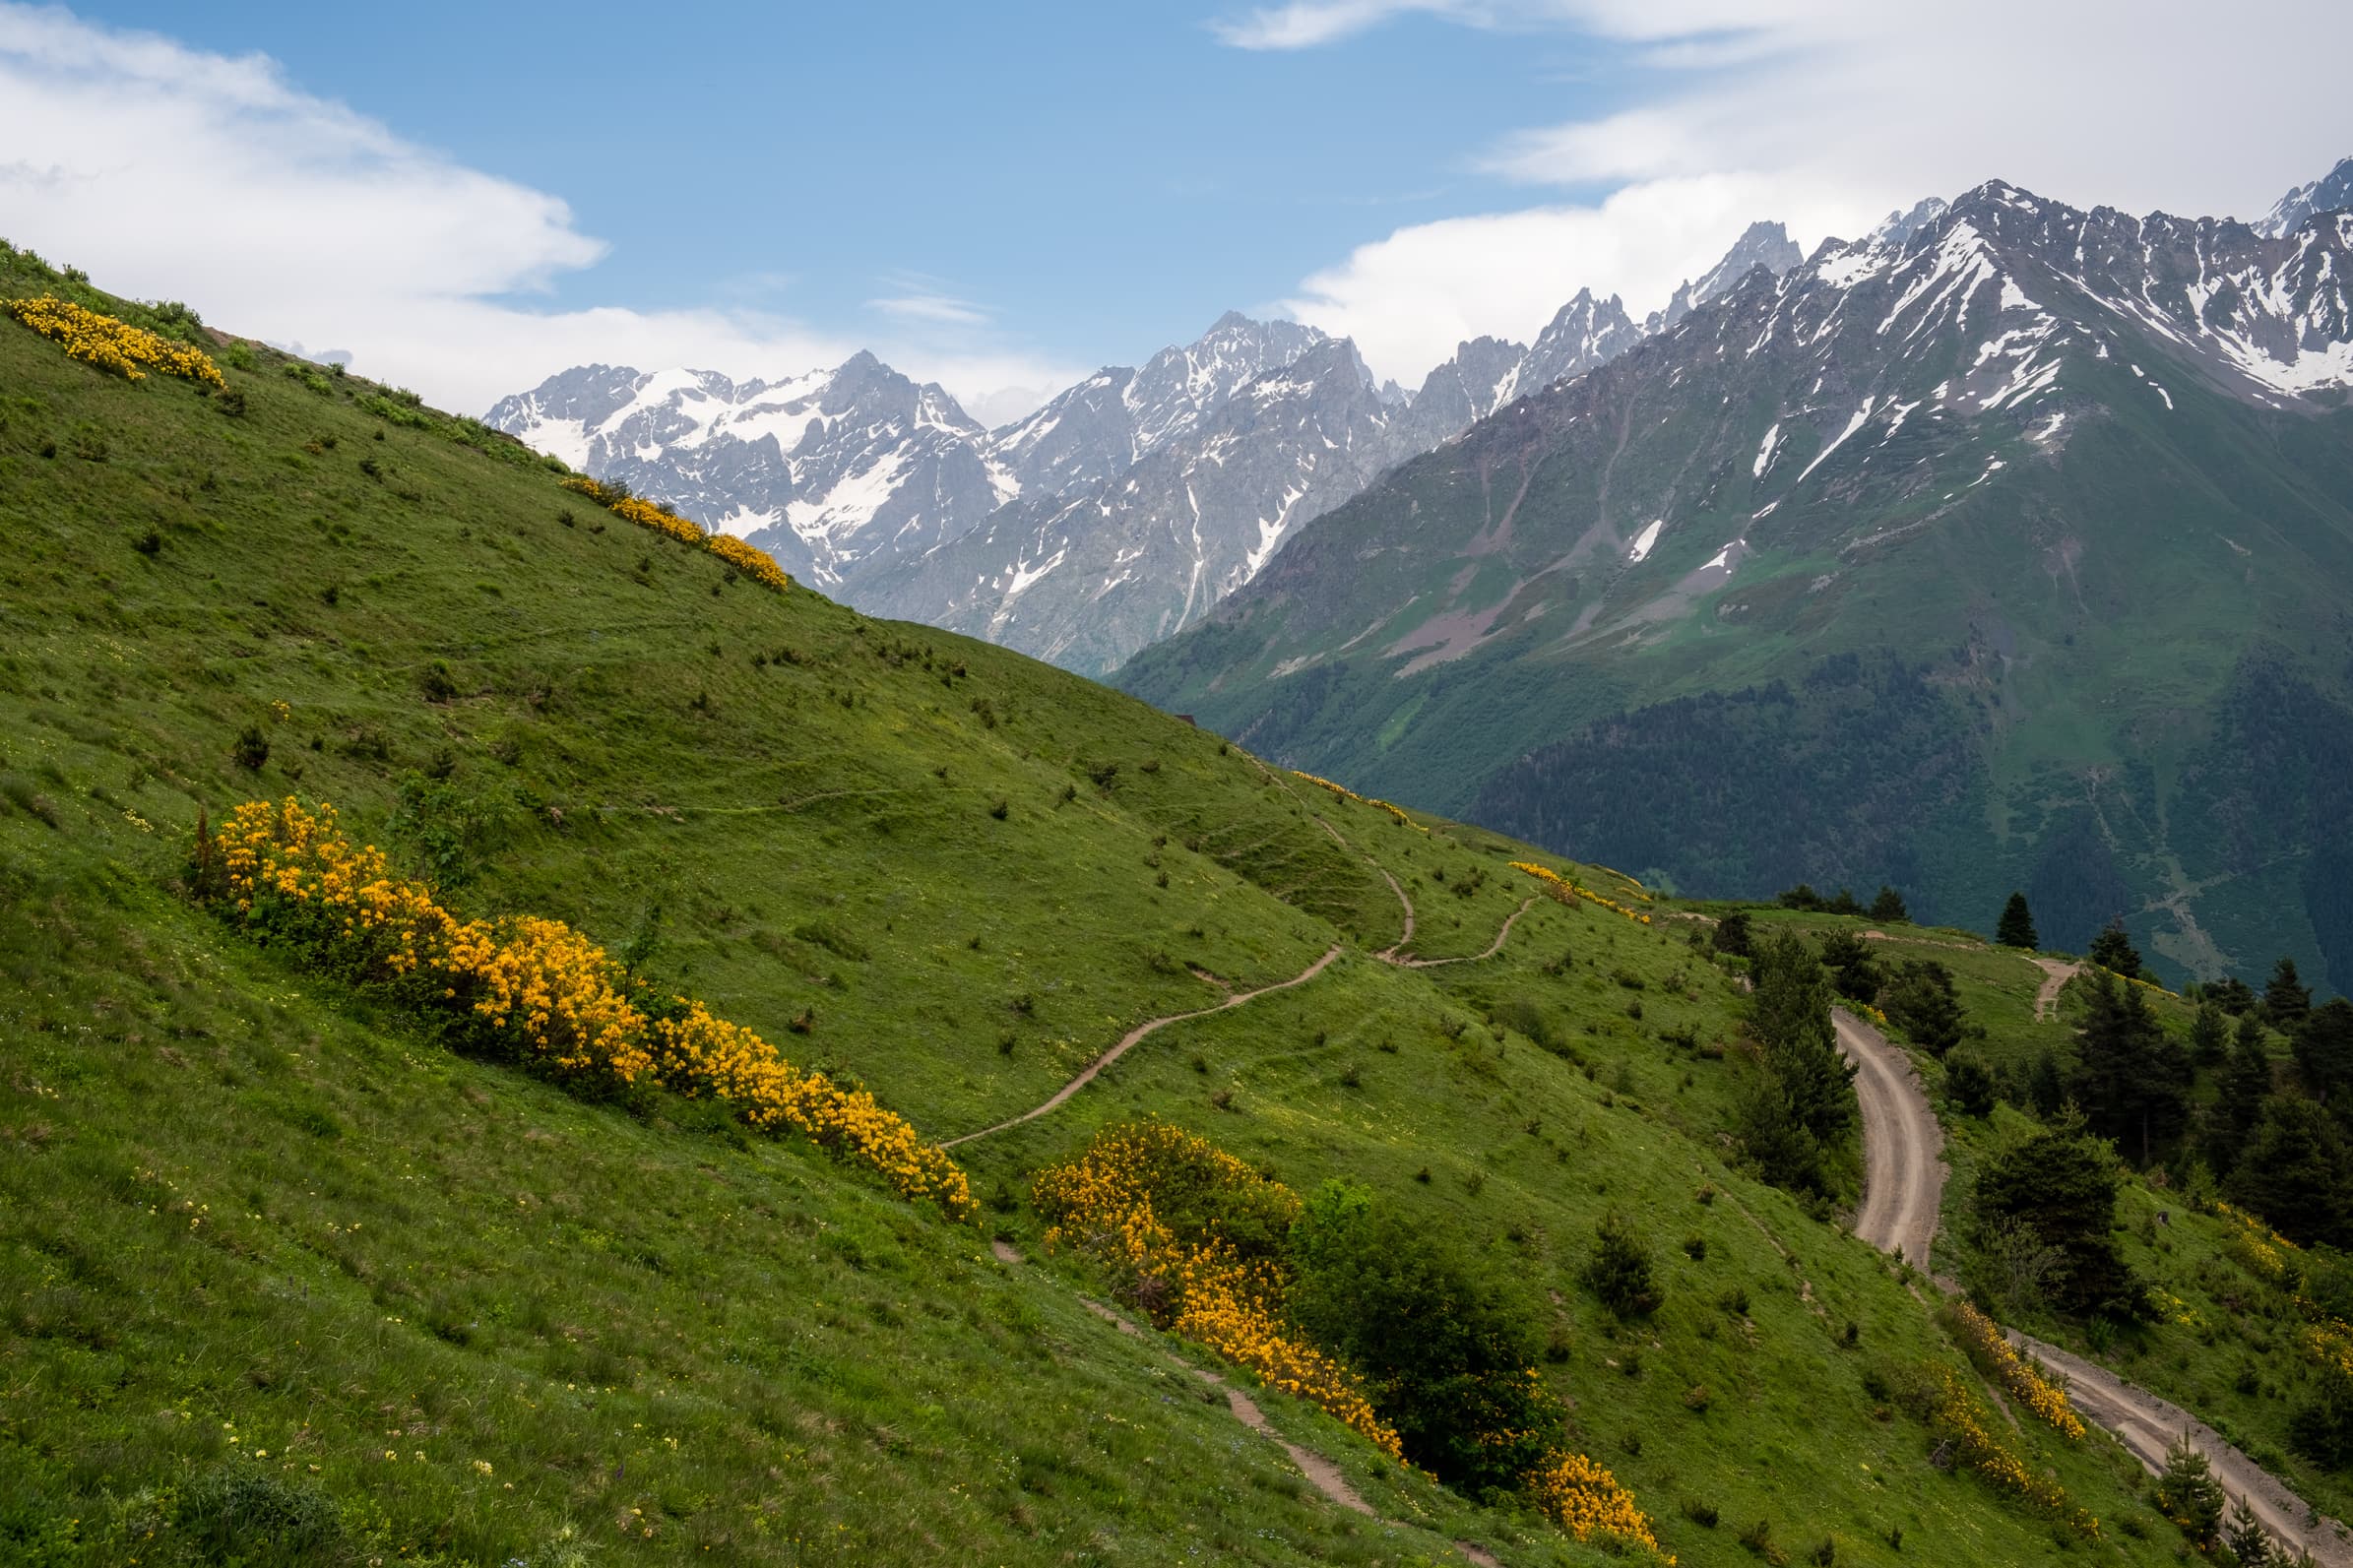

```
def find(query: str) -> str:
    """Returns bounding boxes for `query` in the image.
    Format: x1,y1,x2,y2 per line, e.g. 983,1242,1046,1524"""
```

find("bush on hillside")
1584,1210,1661,1318
1288,1184,1558,1496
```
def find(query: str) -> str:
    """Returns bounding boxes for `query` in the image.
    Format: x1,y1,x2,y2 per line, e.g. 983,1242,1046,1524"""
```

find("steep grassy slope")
0,257,2207,1566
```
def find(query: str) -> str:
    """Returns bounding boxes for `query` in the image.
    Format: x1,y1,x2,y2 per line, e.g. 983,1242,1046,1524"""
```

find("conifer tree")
1868,885,1909,922
2294,997,2353,1103
1974,1111,2142,1316
2207,1023,2276,1178
2221,1492,2274,1567
2230,1098,2353,1248
2266,957,2313,1030
2069,971,2192,1163
2190,1000,2231,1065
1735,935,1857,1194
2087,916,2141,978
1882,958,1965,1057
2155,1432,2226,1547
1997,891,2038,949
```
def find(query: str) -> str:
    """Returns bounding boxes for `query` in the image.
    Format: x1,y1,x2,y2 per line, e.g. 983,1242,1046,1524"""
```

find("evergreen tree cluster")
1733,935,1859,1198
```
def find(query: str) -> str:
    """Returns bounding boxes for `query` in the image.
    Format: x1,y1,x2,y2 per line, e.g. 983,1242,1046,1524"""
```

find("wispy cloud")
0,5,1076,417
1211,0,1583,50
867,291,992,328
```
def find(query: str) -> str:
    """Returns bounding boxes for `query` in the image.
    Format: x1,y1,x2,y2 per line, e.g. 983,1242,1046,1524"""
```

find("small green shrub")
1585,1210,1660,1317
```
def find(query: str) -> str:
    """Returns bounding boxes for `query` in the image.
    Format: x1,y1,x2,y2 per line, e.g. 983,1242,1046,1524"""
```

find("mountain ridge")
1116,170,2353,990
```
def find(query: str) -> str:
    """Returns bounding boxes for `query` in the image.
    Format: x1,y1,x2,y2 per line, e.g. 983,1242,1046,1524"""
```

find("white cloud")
869,295,991,327
0,5,1077,418
1213,1,1582,50
1261,0,2353,383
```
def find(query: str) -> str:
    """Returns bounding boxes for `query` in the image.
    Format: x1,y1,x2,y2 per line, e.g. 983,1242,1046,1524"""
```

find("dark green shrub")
232,724,270,771
1584,1210,1660,1317
1288,1183,1558,1497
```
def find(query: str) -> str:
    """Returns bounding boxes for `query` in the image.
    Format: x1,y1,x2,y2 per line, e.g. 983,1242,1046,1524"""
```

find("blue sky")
5,2,2347,415
66,3,1650,377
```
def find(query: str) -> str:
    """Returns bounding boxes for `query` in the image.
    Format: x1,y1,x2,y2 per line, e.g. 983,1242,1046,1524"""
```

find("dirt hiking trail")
1838,1006,2351,1562
992,1243,1498,1565
2031,957,2084,1021
944,944,1343,1148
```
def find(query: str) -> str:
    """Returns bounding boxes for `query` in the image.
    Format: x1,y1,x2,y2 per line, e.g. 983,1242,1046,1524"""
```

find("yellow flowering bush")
1589,865,1656,902
705,532,793,591
204,798,971,1218
1528,1451,1670,1560
1290,770,1428,832
1509,861,1653,925
4,295,224,388
1034,1121,1402,1459
560,474,793,593
1943,1303,2084,1438
1926,1364,2098,1535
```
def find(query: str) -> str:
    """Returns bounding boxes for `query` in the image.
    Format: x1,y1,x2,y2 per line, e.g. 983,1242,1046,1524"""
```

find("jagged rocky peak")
1524,288,1644,392
1646,221,1806,334
1868,197,1950,247
2258,155,2353,238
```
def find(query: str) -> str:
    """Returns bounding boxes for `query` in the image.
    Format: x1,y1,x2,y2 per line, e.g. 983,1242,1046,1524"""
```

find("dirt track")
1831,1007,1944,1271
1838,1007,2351,1562
2031,957,2083,1020
2013,1333,2352,1565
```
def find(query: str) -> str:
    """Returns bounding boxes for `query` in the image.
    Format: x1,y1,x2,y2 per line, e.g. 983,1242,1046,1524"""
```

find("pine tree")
2154,1431,2226,1547
1974,1113,2141,1316
1736,935,1858,1195
1868,884,1909,922
1712,909,1753,959
1997,891,2038,949
2229,1097,2353,1249
2190,1000,2230,1065
1944,1049,1996,1116
2087,916,2141,978
2207,1024,2276,1178
2069,971,2192,1163
2293,997,2353,1103
1816,930,1884,1003
2221,1492,2274,1567
1882,958,1965,1057
2266,957,2313,1031
2027,1049,2066,1118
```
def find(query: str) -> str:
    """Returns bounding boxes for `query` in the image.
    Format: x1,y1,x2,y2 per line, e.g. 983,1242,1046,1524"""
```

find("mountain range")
1119,160,2353,991
486,225,1808,673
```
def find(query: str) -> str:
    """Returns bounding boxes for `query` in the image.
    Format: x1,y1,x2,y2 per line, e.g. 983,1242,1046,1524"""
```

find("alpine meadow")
8,8,2353,1568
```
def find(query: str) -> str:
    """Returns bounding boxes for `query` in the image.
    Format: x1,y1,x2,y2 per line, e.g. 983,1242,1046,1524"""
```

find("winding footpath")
943,945,1343,1148
992,1242,1499,1566
942,807,1534,1149
1835,1007,2352,1563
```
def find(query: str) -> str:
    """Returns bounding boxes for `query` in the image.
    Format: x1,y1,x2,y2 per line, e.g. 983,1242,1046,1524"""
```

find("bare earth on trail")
1389,898,1535,969
2031,957,2084,1020
943,944,1343,1147
2013,1333,2353,1566
1001,1247,1500,1565
1832,1007,1945,1272
1836,1006,2352,1562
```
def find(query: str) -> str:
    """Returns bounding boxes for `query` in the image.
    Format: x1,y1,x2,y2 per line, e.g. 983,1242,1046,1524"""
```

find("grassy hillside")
0,253,2228,1566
